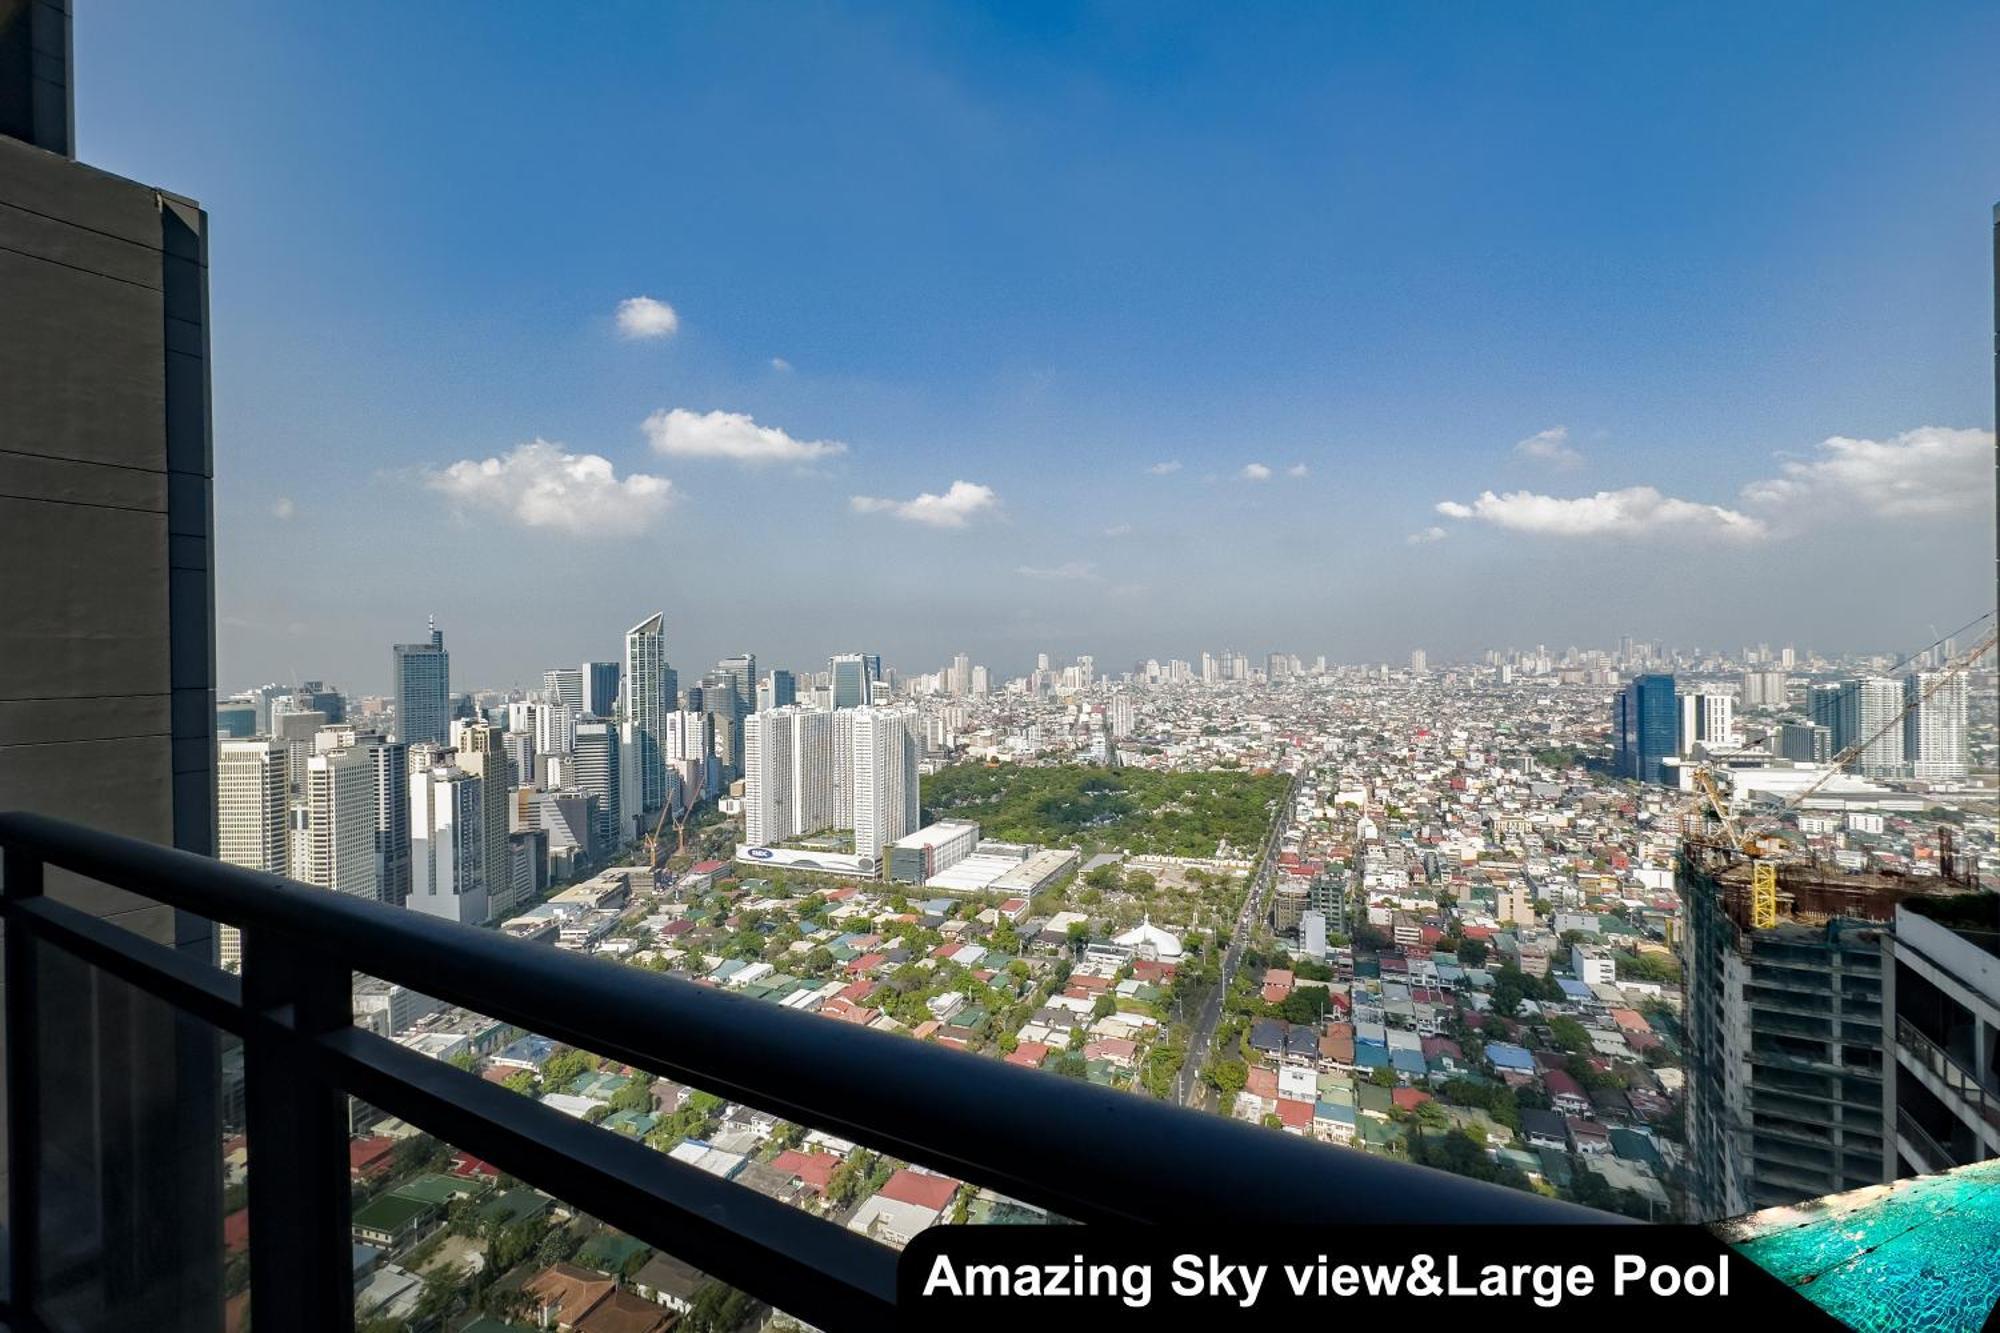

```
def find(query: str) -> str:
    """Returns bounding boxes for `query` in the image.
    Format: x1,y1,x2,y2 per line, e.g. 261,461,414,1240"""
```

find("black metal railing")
0,811,1609,1332
1895,1016,2000,1133
1896,1108,1958,1173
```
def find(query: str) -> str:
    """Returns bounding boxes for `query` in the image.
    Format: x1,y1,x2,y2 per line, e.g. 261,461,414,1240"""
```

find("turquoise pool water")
1715,1159,2000,1332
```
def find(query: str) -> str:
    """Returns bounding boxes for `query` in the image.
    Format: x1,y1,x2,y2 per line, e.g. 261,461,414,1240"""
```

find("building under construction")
1679,845,1977,1219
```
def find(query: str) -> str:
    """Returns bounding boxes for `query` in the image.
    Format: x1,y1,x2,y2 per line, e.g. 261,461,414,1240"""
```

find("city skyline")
11,4,2000,1324
65,3,2000,688
225,621,1988,702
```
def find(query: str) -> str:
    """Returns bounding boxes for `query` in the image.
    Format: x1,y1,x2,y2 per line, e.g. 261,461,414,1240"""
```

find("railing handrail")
1895,1107,1957,1171
0,810,1606,1225
1894,1015,2000,1130
0,810,1616,1327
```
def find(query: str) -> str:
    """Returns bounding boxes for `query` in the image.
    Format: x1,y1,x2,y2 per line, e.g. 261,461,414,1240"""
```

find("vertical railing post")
3,848,43,1321
242,919,354,1332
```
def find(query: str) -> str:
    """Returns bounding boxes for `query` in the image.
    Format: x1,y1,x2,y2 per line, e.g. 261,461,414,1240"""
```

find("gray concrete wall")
0,131,216,949
0,118,223,1329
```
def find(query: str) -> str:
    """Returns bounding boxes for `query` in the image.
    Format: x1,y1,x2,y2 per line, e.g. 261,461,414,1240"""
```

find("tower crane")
641,793,702,888
1681,620,1995,875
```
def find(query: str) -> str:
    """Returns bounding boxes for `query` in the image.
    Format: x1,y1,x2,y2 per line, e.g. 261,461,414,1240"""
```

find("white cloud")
1514,425,1583,468
1103,523,1133,538
426,440,673,537
615,296,679,340
1406,526,1448,545
1016,561,1099,581
1286,463,1310,478
850,480,999,529
642,408,847,465
1742,426,1992,520
770,357,793,373
1433,486,1765,541
1241,463,1273,481
1146,461,1183,475
271,496,295,520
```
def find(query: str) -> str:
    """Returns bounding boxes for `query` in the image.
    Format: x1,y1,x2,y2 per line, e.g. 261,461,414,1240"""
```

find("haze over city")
65,2,1999,690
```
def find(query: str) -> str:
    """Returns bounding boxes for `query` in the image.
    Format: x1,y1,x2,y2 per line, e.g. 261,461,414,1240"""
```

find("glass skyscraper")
830,652,875,709
391,618,450,748
624,611,672,811
581,659,621,718
1614,673,1678,785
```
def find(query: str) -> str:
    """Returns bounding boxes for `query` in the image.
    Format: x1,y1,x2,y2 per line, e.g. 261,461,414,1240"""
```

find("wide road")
1174,768,1300,1108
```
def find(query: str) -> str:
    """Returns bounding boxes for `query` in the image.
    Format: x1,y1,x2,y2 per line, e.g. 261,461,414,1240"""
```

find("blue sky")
76,2,1999,691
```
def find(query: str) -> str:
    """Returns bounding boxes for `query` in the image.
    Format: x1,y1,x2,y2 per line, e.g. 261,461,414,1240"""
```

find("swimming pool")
1714,1159,2000,1332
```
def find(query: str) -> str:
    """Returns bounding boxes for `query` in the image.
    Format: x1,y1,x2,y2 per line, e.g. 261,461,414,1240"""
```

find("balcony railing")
1896,1015,2000,1135
0,811,1607,1331
1896,1108,1958,1173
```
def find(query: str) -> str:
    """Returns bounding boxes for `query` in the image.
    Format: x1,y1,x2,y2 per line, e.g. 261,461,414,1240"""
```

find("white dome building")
1112,916,1183,963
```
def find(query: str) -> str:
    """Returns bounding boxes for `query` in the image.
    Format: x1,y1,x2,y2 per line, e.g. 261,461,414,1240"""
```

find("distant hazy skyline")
75,3,1998,691
242,621,1974,701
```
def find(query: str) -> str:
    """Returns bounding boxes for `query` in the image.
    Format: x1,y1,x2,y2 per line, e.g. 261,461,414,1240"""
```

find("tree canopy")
919,764,1287,857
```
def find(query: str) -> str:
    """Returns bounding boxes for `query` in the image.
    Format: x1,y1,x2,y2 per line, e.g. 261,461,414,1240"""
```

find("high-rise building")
354,731,413,908
1903,672,1969,781
1741,670,1789,708
830,653,872,709
743,710,798,847
582,660,621,717
1680,857,1952,1218
305,724,411,911
542,666,583,713
392,618,450,747
665,709,716,807
455,723,517,919
850,706,920,867
617,719,646,844
757,668,798,713
502,730,536,787
533,700,576,757
524,788,596,873
1613,674,1677,784
717,653,757,713
624,612,673,810
409,752,488,927
1677,691,1736,753
216,696,260,738
743,706,842,846
573,722,623,854
1777,722,1832,764
218,740,289,874
1409,649,1427,674
1829,678,1906,778
3,47,237,1297
289,746,381,904
710,655,757,776
1883,895,2000,1173
216,740,289,969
